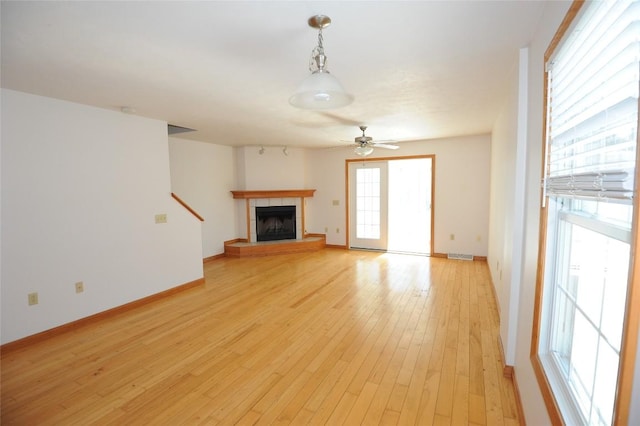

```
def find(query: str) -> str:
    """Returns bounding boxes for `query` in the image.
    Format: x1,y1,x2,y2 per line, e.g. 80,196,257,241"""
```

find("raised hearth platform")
224,234,326,257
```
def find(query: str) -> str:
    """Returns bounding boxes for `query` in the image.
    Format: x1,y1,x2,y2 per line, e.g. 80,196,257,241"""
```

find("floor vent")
447,253,474,261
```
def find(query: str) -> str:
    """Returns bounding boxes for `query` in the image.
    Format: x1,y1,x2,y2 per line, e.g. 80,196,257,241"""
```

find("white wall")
306,135,491,256
489,57,517,357
168,138,237,257
1,89,203,344
235,145,306,190
304,147,346,245
515,2,572,423
489,48,529,366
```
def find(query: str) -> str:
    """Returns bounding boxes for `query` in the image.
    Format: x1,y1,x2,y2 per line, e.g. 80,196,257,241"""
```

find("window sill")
533,352,585,425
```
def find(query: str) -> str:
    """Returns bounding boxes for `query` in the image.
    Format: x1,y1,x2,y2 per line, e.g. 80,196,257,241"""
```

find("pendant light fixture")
289,15,353,110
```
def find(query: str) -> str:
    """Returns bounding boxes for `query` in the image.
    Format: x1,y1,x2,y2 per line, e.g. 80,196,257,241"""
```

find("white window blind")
544,0,639,202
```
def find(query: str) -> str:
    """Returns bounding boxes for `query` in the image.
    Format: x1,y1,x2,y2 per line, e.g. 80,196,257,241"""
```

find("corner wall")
489,47,529,365
1,89,203,344
168,137,237,257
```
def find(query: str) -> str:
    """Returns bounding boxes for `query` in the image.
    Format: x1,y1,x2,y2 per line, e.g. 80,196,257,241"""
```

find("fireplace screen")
256,206,296,241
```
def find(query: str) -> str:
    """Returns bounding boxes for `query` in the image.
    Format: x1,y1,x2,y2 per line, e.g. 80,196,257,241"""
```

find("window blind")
544,0,639,202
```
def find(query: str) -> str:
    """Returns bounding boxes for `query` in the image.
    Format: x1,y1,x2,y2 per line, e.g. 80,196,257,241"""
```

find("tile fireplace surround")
226,189,325,257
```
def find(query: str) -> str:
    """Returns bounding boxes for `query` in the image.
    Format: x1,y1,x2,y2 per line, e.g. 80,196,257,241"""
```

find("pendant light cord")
309,29,326,73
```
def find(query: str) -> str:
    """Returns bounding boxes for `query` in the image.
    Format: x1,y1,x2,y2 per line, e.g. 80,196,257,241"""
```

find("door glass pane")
356,168,380,239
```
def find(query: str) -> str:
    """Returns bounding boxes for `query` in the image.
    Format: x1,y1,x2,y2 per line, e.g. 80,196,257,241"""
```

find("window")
533,1,639,425
542,199,632,424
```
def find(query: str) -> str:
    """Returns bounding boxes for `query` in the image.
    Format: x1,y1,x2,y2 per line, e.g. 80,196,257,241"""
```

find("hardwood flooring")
1,249,520,425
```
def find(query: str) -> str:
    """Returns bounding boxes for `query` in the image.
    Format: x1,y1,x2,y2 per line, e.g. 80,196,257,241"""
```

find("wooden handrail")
171,193,204,222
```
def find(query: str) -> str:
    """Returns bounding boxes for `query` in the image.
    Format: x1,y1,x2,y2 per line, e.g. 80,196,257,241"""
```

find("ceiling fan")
350,126,399,157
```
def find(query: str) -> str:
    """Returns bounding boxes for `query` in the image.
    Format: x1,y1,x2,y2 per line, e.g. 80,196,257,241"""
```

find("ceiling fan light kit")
289,15,353,110
354,145,375,157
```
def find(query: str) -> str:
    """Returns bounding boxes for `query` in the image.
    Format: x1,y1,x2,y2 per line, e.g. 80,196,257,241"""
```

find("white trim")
539,353,586,425
559,210,632,244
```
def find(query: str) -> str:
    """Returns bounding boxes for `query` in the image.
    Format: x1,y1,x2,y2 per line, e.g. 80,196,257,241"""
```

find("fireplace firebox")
256,206,296,242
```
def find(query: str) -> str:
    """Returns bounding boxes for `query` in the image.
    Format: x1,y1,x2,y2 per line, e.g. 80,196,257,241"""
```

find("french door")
348,157,432,254
348,161,388,250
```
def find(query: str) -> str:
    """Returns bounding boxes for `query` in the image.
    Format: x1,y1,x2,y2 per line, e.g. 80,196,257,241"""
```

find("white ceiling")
1,1,548,149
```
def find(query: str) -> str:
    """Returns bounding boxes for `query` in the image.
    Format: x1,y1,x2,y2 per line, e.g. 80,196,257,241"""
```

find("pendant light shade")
289,15,353,110
289,71,353,109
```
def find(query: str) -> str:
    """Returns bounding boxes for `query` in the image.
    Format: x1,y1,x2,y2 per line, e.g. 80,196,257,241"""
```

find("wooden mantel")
231,189,315,199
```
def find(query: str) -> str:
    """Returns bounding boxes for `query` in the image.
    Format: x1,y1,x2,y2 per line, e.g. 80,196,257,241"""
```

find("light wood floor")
1,249,520,425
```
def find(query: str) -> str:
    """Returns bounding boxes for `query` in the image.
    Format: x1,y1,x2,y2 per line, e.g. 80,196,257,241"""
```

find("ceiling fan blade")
373,143,399,150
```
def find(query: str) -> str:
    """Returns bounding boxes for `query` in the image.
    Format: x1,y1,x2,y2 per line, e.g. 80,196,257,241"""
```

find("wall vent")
447,253,474,261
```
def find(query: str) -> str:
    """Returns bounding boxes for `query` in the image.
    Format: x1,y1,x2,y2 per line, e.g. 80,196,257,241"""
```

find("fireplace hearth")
256,205,296,241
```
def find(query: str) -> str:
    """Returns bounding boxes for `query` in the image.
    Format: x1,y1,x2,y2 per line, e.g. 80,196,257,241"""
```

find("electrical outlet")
336,228,340,233
155,214,167,224
75,281,84,293
332,200,340,206
324,227,328,233
28,292,38,306
450,234,455,240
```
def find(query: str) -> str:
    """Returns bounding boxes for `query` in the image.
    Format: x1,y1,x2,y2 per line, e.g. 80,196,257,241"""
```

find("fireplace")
256,205,296,241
